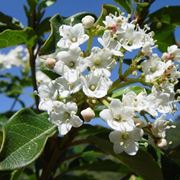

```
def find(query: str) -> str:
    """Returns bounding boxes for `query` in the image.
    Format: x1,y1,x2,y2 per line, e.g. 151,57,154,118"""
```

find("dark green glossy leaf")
39,14,64,55
72,158,129,173
0,12,22,32
0,108,56,170
41,68,60,80
153,24,176,52
88,135,163,180
36,17,51,36
149,6,180,26
113,0,132,13
166,121,180,149
0,28,37,48
148,6,180,51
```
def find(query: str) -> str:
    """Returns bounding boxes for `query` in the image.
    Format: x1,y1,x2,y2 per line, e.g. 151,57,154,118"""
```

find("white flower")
151,85,176,114
141,54,172,82
122,91,159,117
103,14,128,33
81,72,112,98
38,77,81,112
81,15,95,28
50,101,83,135
54,46,87,82
98,30,123,56
55,77,82,95
36,71,51,84
57,23,89,49
141,42,153,56
162,45,180,61
151,115,173,139
86,47,115,77
38,82,58,112
119,23,145,51
109,126,143,155
0,46,28,69
100,99,135,131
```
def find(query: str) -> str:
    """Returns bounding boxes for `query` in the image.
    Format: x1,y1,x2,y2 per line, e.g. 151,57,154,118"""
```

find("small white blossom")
81,73,112,98
50,101,83,135
86,47,115,77
100,98,135,131
151,85,176,114
0,46,28,69
57,23,89,49
141,54,172,82
36,71,51,84
38,77,81,112
162,45,180,61
54,46,87,82
103,14,128,33
122,91,159,117
109,126,143,155
151,115,174,139
98,30,123,56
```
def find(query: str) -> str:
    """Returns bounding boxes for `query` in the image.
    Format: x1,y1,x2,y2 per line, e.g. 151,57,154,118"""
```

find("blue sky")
0,0,180,115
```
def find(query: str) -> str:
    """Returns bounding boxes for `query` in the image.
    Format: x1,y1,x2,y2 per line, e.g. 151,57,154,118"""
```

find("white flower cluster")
38,13,179,156
0,46,28,69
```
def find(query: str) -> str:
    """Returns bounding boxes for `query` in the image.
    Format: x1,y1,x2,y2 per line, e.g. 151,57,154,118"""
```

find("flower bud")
81,107,95,122
45,58,56,69
81,15,95,28
157,138,167,148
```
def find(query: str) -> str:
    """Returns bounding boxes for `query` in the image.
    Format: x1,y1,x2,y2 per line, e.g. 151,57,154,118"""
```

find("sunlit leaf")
0,108,56,170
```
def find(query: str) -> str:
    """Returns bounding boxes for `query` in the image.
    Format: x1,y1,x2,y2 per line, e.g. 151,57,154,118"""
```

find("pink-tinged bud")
81,15,95,28
162,53,174,61
81,107,95,122
157,138,167,148
45,58,56,69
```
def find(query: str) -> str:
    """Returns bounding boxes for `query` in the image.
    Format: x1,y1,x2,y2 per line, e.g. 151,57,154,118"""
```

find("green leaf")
41,68,60,80
0,108,56,170
148,6,180,51
0,12,22,32
95,4,121,26
113,0,132,13
36,17,51,36
149,6,180,26
0,28,37,48
112,86,145,98
153,24,176,52
88,135,163,180
39,14,64,55
72,158,129,173
167,121,180,149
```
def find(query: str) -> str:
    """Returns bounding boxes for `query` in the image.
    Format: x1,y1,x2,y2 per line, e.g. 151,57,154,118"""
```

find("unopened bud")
134,118,147,128
157,138,167,148
81,107,95,122
45,58,56,69
82,15,95,29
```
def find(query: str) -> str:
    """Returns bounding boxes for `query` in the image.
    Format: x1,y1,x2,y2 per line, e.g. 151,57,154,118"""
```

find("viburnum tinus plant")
0,0,180,179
